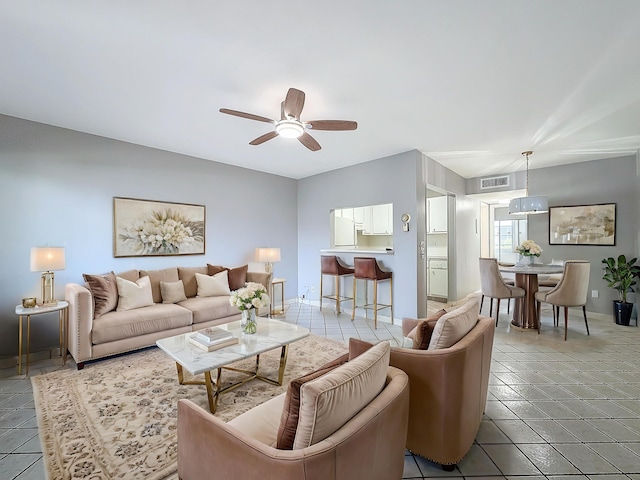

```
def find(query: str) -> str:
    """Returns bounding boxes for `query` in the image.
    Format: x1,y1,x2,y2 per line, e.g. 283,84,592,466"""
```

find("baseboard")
0,347,63,371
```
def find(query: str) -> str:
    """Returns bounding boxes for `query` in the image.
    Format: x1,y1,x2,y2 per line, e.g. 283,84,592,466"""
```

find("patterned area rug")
32,334,348,480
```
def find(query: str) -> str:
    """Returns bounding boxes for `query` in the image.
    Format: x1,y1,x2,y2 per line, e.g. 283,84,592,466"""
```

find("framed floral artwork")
113,197,205,257
549,203,616,246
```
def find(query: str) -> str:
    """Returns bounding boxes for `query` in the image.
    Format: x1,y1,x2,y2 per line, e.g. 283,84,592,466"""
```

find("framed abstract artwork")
549,203,616,246
113,197,205,257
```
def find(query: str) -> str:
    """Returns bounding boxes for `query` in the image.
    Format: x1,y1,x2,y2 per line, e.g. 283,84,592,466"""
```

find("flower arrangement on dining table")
229,282,270,334
515,240,543,258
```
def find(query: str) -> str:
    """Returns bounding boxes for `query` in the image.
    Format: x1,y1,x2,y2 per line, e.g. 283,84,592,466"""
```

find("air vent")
480,175,509,189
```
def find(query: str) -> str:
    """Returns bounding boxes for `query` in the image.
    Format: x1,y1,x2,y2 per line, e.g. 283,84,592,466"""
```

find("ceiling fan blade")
219,108,275,124
283,88,305,119
306,120,358,131
298,132,321,151
249,131,279,145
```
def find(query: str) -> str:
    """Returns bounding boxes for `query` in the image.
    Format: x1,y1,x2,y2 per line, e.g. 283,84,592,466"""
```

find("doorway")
425,187,453,313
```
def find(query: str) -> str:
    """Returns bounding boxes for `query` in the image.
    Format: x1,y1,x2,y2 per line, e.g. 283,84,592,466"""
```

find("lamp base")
40,300,59,307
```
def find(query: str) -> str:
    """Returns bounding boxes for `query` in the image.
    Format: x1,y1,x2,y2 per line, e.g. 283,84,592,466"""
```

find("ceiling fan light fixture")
275,120,304,138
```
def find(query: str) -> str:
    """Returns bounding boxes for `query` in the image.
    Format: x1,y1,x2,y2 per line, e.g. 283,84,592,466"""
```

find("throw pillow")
115,275,154,312
406,309,447,349
428,298,480,350
82,271,118,318
160,280,188,304
196,271,231,297
140,267,179,304
207,264,248,291
292,341,390,449
276,353,349,450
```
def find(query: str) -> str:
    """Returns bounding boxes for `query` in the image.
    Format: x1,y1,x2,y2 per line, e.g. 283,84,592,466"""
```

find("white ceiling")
2,1,640,180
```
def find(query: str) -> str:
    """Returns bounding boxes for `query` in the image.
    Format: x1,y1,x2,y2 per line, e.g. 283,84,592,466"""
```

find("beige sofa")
177,341,410,480
65,265,272,369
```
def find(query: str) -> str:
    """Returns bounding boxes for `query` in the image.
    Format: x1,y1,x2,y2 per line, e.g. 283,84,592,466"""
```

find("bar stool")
319,255,355,314
351,257,393,329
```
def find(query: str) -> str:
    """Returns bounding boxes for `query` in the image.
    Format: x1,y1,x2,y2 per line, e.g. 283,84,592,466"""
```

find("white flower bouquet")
515,240,543,257
229,282,270,311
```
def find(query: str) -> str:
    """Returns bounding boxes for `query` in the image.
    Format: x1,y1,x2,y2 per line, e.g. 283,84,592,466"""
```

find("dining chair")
479,258,525,326
534,260,590,340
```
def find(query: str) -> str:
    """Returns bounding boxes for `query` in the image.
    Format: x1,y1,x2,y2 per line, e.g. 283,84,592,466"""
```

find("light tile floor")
1,298,640,479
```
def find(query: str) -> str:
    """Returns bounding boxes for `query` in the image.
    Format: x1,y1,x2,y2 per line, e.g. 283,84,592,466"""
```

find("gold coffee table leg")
277,345,289,385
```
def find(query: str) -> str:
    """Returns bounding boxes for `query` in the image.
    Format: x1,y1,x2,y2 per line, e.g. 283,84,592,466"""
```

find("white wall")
0,115,298,357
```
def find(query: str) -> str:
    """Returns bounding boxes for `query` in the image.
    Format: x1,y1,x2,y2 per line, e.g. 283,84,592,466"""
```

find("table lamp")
256,247,281,274
30,247,66,306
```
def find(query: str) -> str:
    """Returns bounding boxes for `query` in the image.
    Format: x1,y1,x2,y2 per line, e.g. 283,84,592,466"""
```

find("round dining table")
498,263,565,330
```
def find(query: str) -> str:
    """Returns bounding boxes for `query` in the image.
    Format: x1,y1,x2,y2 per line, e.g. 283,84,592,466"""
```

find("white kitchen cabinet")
428,259,448,299
353,207,366,226
364,204,393,235
428,196,448,233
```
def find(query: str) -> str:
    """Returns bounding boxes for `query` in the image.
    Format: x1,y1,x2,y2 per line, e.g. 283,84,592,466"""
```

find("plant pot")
613,300,633,326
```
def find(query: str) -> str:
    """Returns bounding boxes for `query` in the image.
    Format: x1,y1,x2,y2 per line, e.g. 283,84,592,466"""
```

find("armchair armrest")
65,283,94,367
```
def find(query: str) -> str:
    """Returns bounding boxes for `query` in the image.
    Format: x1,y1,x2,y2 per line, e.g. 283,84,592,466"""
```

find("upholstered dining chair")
534,260,590,340
479,258,525,326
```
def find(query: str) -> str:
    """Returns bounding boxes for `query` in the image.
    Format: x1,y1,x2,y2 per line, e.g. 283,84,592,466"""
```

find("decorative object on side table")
515,240,542,266
602,254,640,326
229,282,270,334
255,247,281,274
30,246,66,306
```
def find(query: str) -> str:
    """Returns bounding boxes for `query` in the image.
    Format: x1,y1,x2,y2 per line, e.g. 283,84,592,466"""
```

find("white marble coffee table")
156,317,310,413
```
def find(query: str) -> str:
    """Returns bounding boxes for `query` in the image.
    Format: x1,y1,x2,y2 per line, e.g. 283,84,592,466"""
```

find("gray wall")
526,155,639,314
0,115,298,358
298,150,423,320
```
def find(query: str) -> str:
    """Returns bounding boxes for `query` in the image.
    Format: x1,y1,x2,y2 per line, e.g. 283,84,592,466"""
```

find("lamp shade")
508,196,548,215
30,247,66,271
255,247,281,263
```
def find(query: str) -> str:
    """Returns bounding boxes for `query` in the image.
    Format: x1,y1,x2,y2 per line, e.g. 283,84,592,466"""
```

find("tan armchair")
350,315,495,470
479,258,525,325
177,365,410,480
534,260,590,340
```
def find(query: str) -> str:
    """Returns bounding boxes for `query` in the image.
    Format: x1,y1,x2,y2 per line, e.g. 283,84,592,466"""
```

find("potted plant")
602,255,640,326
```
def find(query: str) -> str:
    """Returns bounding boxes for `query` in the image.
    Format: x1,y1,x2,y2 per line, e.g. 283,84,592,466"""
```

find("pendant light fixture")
508,150,548,215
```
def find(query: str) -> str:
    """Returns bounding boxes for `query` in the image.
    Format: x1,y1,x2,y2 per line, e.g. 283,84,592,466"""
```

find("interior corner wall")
297,150,423,320
0,115,298,358
526,155,639,315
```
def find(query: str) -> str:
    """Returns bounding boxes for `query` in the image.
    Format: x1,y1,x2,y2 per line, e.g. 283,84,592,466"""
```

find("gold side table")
271,278,286,316
15,300,69,375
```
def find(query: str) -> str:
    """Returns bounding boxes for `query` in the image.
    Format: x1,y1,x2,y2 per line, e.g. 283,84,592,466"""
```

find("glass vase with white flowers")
515,240,543,265
229,282,270,334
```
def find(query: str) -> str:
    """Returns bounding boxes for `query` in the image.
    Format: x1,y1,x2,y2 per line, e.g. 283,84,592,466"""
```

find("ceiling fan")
219,88,357,151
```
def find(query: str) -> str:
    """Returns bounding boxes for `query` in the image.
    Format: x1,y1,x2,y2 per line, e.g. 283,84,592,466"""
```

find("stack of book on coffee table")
188,327,239,352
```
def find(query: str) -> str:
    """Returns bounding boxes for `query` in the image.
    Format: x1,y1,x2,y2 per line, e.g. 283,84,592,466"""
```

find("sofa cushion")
196,271,231,297
407,309,447,349
276,353,349,449
292,341,390,449
140,267,179,304
227,393,287,447
208,264,248,291
115,269,139,282
92,303,192,345
178,296,239,324
161,280,188,304
177,266,208,298
116,276,154,312
428,298,480,350
82,271,118,318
